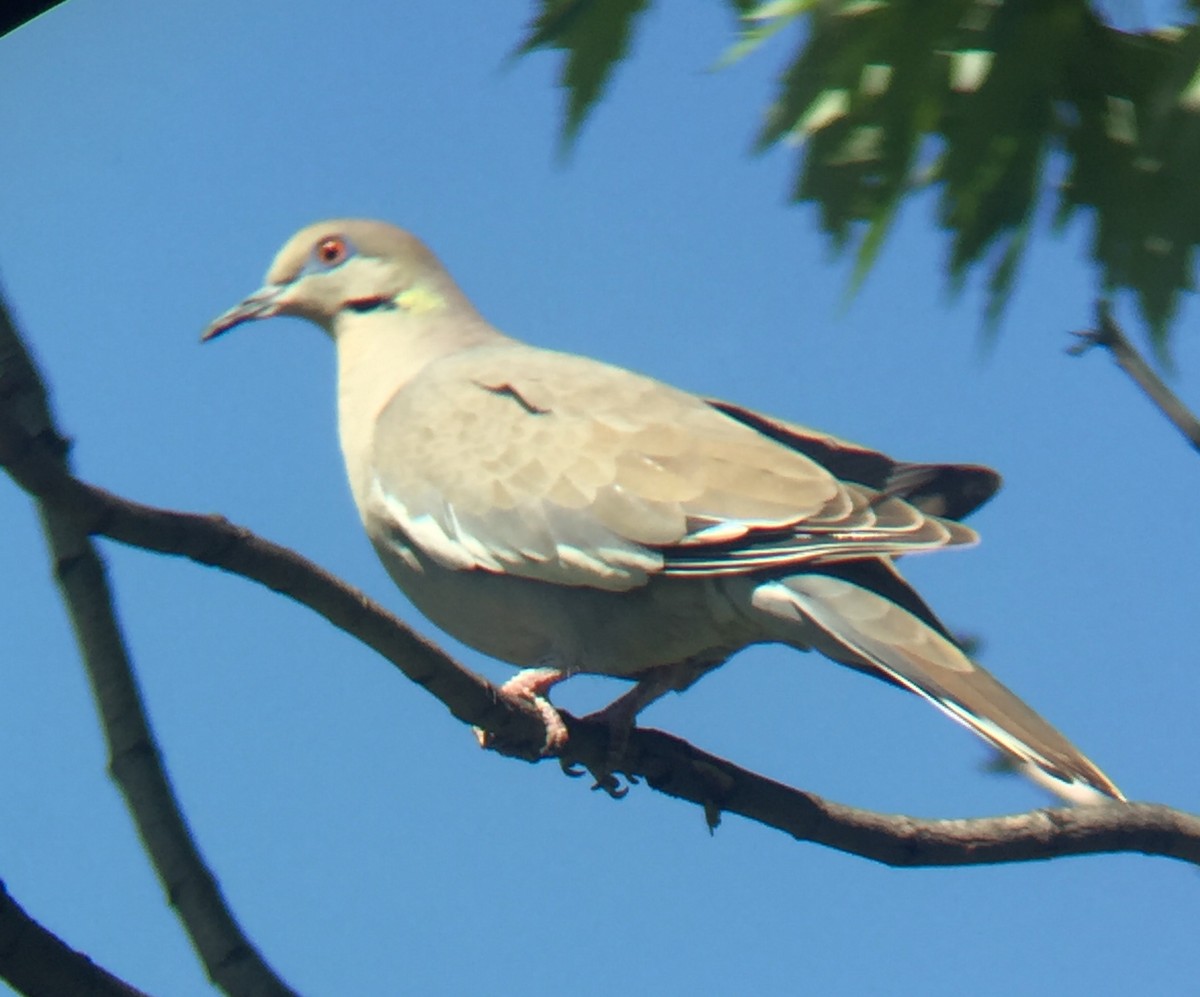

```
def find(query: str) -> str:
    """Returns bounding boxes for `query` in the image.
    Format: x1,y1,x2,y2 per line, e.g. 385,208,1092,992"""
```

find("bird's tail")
750,563,1124,804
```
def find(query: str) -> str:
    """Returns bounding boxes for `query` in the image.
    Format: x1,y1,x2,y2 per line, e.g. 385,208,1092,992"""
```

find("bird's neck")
332,300,500,510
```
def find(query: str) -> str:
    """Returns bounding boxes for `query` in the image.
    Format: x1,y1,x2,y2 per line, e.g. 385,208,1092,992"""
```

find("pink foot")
475,666,568,756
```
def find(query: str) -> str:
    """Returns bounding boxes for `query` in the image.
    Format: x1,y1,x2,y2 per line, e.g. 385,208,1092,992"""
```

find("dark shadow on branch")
3,338,1197,868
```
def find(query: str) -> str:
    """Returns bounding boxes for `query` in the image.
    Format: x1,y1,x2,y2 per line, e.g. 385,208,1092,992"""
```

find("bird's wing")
365,344,976,591
707,398,1002,521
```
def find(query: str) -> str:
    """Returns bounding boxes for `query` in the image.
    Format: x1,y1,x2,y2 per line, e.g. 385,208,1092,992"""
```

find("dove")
202,219,1123,804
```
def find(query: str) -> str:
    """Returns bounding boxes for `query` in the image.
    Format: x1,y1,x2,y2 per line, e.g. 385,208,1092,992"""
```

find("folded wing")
366,344,978,590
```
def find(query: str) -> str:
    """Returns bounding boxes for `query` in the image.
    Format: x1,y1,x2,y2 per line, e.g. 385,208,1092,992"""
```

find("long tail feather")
751,569,1124,803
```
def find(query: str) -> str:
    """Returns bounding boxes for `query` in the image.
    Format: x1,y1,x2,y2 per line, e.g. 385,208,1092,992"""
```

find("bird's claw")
589,771,629,799
561,755,628,796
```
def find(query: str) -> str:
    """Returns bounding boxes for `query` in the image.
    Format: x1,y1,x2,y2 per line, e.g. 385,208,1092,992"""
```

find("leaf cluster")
520,0,1200,354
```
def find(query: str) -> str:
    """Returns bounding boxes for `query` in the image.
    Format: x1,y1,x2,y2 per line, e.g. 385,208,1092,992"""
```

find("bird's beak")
200,284,289,342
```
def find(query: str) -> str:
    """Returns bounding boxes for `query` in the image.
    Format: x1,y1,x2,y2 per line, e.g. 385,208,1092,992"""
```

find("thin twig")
1068,300,1200,454
0,295,298,997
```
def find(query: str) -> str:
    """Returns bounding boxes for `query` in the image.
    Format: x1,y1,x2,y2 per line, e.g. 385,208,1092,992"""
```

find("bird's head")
201,219,453,341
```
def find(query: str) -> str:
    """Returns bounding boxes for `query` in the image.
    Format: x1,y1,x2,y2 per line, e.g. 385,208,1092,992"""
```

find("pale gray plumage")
202,219,1124,804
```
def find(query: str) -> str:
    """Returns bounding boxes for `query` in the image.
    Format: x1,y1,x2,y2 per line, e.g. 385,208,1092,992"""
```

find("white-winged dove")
203,219,1123,804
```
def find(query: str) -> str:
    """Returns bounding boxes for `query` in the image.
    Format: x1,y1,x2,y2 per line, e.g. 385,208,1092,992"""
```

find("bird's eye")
314,236,349,267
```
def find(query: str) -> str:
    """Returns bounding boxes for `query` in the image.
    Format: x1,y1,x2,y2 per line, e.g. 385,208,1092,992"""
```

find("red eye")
315,236,348,267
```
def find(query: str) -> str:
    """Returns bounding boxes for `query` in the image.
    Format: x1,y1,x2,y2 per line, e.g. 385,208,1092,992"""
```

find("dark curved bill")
200,284,287,342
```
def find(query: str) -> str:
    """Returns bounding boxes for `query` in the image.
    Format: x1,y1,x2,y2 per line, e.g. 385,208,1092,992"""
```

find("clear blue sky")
2,3,1197,995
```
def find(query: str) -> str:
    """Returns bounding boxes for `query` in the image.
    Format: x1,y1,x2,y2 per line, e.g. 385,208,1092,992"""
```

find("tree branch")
0,879,152,997
3,351,1197,868
0,1,67,40
558,721,1200,866
0,296,298,997
1069,301,1200,454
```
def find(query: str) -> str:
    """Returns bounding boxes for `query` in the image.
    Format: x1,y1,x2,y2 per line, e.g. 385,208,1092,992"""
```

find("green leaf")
764,1,965,252
937,0,1071,294
715,0,815,69
983,210,1033,339
516,0,651,153
1057,21,1200,355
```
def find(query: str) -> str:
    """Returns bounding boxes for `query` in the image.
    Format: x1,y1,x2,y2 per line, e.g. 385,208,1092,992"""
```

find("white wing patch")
367,478,663,590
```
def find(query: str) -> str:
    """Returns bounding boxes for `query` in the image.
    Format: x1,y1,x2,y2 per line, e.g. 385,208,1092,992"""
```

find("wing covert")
365,344,976,590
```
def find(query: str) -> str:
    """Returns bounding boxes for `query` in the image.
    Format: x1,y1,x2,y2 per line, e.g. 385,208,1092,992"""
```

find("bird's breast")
364,521,756,679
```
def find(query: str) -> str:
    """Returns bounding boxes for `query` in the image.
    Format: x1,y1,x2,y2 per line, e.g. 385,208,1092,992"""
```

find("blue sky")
1,2,1197,995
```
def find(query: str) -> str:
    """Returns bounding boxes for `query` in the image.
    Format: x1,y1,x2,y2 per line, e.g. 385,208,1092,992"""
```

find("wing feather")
366,344,980,590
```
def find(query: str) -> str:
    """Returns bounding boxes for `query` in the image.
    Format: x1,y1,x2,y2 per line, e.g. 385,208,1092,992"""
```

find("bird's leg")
565,672,671,795
584,656,727,779
585,668,675,756
477,665,569,755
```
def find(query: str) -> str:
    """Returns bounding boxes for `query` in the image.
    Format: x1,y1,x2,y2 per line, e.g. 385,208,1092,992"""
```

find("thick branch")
1069,301,1200,454
3,390,1197,867
0,297,298,997
0,879,151,997
0,1,67,40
